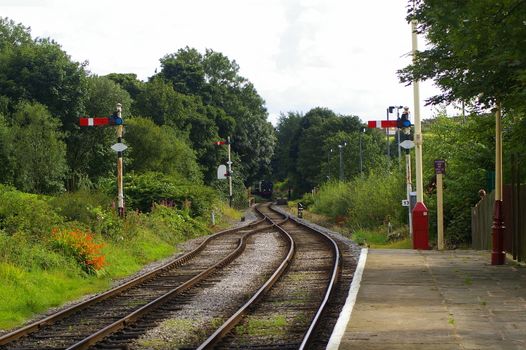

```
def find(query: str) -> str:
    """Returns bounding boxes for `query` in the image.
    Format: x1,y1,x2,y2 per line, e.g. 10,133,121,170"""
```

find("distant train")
252,180,273,199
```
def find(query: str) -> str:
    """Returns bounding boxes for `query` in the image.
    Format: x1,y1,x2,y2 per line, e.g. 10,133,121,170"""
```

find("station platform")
327,249,526,350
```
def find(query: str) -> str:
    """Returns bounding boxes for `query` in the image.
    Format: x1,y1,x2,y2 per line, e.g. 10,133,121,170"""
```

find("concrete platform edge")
326,248,368,350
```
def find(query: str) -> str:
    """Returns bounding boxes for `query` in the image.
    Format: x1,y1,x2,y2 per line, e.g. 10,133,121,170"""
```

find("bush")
48,190,111,224
51,227,105,275
144,205,209,245
347,170,405,229
311,181,351,217
310,169,406,230
0,185,62,240
123,172,218,218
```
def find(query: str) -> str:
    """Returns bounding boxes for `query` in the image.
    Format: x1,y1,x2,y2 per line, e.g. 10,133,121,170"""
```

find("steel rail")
288,211,342,350
0,216,267,346
197,204,294,349
66,221,281,350
197,203,341,350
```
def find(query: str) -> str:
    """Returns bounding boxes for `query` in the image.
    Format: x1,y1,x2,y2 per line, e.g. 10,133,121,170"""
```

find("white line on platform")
325,248,368,350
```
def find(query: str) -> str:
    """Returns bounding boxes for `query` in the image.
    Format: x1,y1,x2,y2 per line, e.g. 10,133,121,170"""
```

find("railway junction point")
328,249,526,350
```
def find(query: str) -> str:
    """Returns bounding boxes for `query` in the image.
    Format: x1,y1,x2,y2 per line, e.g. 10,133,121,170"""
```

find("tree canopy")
0,17,276,194
398,0,526,111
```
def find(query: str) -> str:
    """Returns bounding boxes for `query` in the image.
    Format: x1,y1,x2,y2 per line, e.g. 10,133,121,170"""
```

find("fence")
471,185,526,263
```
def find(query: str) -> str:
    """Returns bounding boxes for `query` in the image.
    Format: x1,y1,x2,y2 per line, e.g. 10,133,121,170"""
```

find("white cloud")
0,0,444,125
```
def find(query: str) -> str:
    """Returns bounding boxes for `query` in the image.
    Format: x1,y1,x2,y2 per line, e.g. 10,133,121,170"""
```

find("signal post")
79,103,127,217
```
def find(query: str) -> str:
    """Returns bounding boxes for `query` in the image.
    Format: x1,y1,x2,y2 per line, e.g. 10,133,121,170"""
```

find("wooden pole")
437,172,444,250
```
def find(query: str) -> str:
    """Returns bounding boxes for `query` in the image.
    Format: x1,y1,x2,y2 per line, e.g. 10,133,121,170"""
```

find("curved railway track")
198,204,341,350
0,203,347,350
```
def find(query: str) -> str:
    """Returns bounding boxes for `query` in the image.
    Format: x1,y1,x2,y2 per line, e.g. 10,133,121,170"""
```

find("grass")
348,227,412,249
235,314,288,337
0,232,178,330
281,205,411,249
210,202,244,232
0,262,109,329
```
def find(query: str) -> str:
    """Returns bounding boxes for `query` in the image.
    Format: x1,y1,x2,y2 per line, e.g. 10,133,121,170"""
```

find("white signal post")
79,103,126,218
227,136,233,207
411,17,424,204
215,138,233,207
116,103,125,217
400,140,415,239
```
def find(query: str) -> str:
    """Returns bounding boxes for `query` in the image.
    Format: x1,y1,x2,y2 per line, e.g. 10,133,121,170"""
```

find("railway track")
0,203,348,350
197,204,341,350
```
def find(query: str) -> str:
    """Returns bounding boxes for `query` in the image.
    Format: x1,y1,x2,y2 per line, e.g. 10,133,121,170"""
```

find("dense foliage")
0,18,275,195
272,108,389,196
399,0,526,112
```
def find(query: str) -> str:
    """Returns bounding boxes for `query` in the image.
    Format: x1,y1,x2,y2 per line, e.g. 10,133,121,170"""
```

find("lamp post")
338,142,347,181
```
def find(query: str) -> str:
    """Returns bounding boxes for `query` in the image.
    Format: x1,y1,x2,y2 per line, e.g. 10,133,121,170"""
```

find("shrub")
311,181,351,217
145,205,209,244
48,190,111,224
51,228,105,274
0,185,62,239
123,172,218,218
347,170,405,229
309,169,406,230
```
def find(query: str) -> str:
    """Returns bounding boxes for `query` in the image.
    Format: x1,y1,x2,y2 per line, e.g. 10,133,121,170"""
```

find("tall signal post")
79,103,126,217
411,5,429,248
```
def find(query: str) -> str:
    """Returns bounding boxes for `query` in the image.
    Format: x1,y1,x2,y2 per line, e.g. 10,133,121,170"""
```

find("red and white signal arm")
214,140,227,146
367,120,398,128
79,117,110,126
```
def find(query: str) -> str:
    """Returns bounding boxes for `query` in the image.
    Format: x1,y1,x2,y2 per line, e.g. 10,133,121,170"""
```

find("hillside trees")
124,117,203,183
0,18,87,130
272,107,388,196
0,102,67,193
0,17,276,197
158,47,275,184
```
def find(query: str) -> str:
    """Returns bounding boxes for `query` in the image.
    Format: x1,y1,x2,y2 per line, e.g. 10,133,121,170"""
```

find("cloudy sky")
0,0,444,125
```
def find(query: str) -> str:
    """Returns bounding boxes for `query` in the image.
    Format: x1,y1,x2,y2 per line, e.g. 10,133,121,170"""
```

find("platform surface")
337,249,526,350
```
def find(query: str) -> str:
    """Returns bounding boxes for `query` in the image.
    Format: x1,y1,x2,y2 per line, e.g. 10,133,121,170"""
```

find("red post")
412,202,429,249
491,200,506,264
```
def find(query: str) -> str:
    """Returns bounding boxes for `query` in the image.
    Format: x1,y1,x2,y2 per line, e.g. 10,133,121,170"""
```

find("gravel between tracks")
130,230,287,349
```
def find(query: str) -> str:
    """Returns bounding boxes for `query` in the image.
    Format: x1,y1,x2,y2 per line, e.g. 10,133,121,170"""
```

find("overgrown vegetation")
0,184,240,329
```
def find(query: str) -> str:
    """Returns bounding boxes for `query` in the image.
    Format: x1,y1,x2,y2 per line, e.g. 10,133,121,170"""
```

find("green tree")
159,47,205,95
157,47,275,184
398,0,526,111
124,117,203,183
0,18,87,130
295,108,362,193
7,102,67,193
272,112,303,181
423,114,495,244
104,73,145,101
84,76,132,118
